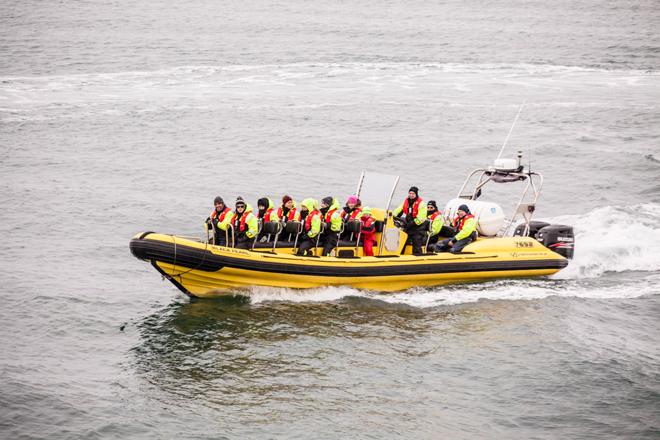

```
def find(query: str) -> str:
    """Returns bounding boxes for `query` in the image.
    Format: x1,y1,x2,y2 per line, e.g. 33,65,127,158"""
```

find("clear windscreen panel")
356,171,400,210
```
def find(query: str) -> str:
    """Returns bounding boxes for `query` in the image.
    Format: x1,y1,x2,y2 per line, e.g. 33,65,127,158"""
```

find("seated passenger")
393,186,427,256
341,195,362,221
296,198,322,256
229,197,259,249
205,196,232,246
257,197,280,223
277,195,300,223
359,207,377,257
426,200,443,247
434,204,478,253
319,196,342,256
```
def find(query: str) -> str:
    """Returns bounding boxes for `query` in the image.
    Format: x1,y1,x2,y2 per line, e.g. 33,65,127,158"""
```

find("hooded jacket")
278,199,300,222
393,197,427,226
300,198,322,238
258,197,280,223
322,197,343,233
224,203,259,239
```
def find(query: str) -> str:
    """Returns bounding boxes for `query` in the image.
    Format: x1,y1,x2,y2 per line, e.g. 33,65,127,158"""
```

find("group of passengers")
205,187,477,257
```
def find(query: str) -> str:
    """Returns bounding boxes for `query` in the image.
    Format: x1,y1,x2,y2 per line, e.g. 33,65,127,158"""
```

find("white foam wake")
547,203,660,279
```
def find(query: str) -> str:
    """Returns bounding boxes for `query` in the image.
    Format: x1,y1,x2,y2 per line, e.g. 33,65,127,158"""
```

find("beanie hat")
235,196,246,206
409,186,419,196
257,197,268,208
347,195,358,205
427,200,438,210
458,204,470,213
321,196,333,206
213,196,224,205
282,195,292,204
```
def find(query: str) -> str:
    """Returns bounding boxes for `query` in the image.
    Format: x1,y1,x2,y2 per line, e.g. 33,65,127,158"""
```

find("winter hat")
257,197,269,208
458,204,470,213
213,196,224,205
282,195,292,204
347,195,359,205
321,196,333,206
427,200,438,210
408,186,419,196
235,196,246,207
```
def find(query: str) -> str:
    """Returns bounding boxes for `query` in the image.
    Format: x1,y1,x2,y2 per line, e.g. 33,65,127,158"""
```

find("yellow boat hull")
129,232,568,298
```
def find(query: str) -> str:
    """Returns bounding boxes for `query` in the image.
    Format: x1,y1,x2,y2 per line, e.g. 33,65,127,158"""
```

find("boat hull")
129,232,569,298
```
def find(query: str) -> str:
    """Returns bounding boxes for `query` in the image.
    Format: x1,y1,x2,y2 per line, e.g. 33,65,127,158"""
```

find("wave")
1,61,657,84
547,203,660,279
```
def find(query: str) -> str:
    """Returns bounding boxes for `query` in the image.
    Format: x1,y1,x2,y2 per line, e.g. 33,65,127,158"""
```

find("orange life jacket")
403,198,422,218
305,210,321,231
233,211,250,232
210,207,231,222
277,206,297,221
342,207,362,220
324,208,338,222
453,213,474,231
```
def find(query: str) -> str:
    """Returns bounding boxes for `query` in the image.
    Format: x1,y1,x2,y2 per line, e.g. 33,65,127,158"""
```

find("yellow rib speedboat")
130,156,574,298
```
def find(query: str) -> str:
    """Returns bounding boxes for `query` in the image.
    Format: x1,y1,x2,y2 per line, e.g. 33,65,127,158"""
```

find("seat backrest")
284,221,303,235
262,221,282,235
345,220,361,234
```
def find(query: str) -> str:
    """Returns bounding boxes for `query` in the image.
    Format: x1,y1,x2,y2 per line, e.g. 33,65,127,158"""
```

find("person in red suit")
360,207,377,256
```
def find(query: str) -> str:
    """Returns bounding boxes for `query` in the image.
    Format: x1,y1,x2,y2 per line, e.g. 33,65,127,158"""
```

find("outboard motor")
536,224,575,259
513,220,550,237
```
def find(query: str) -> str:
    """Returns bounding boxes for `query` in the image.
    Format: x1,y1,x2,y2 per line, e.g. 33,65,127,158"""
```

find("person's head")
457,204,470,218
300,198,316,213
321,196,333,209
282,195,293,209
408,186,419,200
214,196,225,210
346,195,358,209
427,200,437,214
257,197,269,211
361,207,372,218
235,196,246,213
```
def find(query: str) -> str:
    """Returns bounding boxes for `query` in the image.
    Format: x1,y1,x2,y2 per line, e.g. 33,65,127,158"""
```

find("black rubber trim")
130,238,224,272
130,237,569,278
138,231,155,240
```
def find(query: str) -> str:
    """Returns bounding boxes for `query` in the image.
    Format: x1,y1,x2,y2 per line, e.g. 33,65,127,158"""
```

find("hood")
300,198,318,212
329,197,341,212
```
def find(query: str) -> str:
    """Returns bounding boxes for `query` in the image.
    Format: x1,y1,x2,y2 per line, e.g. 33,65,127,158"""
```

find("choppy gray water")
1,1,660,439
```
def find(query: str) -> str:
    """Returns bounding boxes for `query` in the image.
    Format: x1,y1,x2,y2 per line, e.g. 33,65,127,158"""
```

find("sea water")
1,1,659,438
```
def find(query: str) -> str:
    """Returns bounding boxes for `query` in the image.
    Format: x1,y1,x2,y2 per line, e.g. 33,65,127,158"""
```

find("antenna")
496,101,526,160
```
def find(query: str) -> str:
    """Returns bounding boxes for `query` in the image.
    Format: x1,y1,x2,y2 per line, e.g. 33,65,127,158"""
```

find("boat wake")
245,203,660,307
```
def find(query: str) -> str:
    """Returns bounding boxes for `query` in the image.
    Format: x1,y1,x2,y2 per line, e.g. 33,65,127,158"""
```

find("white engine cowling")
443,198,506,237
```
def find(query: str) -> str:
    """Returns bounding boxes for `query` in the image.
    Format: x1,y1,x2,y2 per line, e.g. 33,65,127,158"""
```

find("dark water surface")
2,1,660,439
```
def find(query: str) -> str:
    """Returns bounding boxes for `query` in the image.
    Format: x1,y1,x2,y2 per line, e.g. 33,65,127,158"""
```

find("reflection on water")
130,294,546,406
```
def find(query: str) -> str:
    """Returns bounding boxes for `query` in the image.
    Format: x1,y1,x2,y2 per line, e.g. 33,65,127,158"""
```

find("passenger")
434,204,478,253
359,207,377,257
425,200,444,247
393,186,428,256
229,197,259,249
277,195,300,223
205,196,232,246
296,198,322,256
257,197,280,223
341,195,362,221
319,196,343,256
